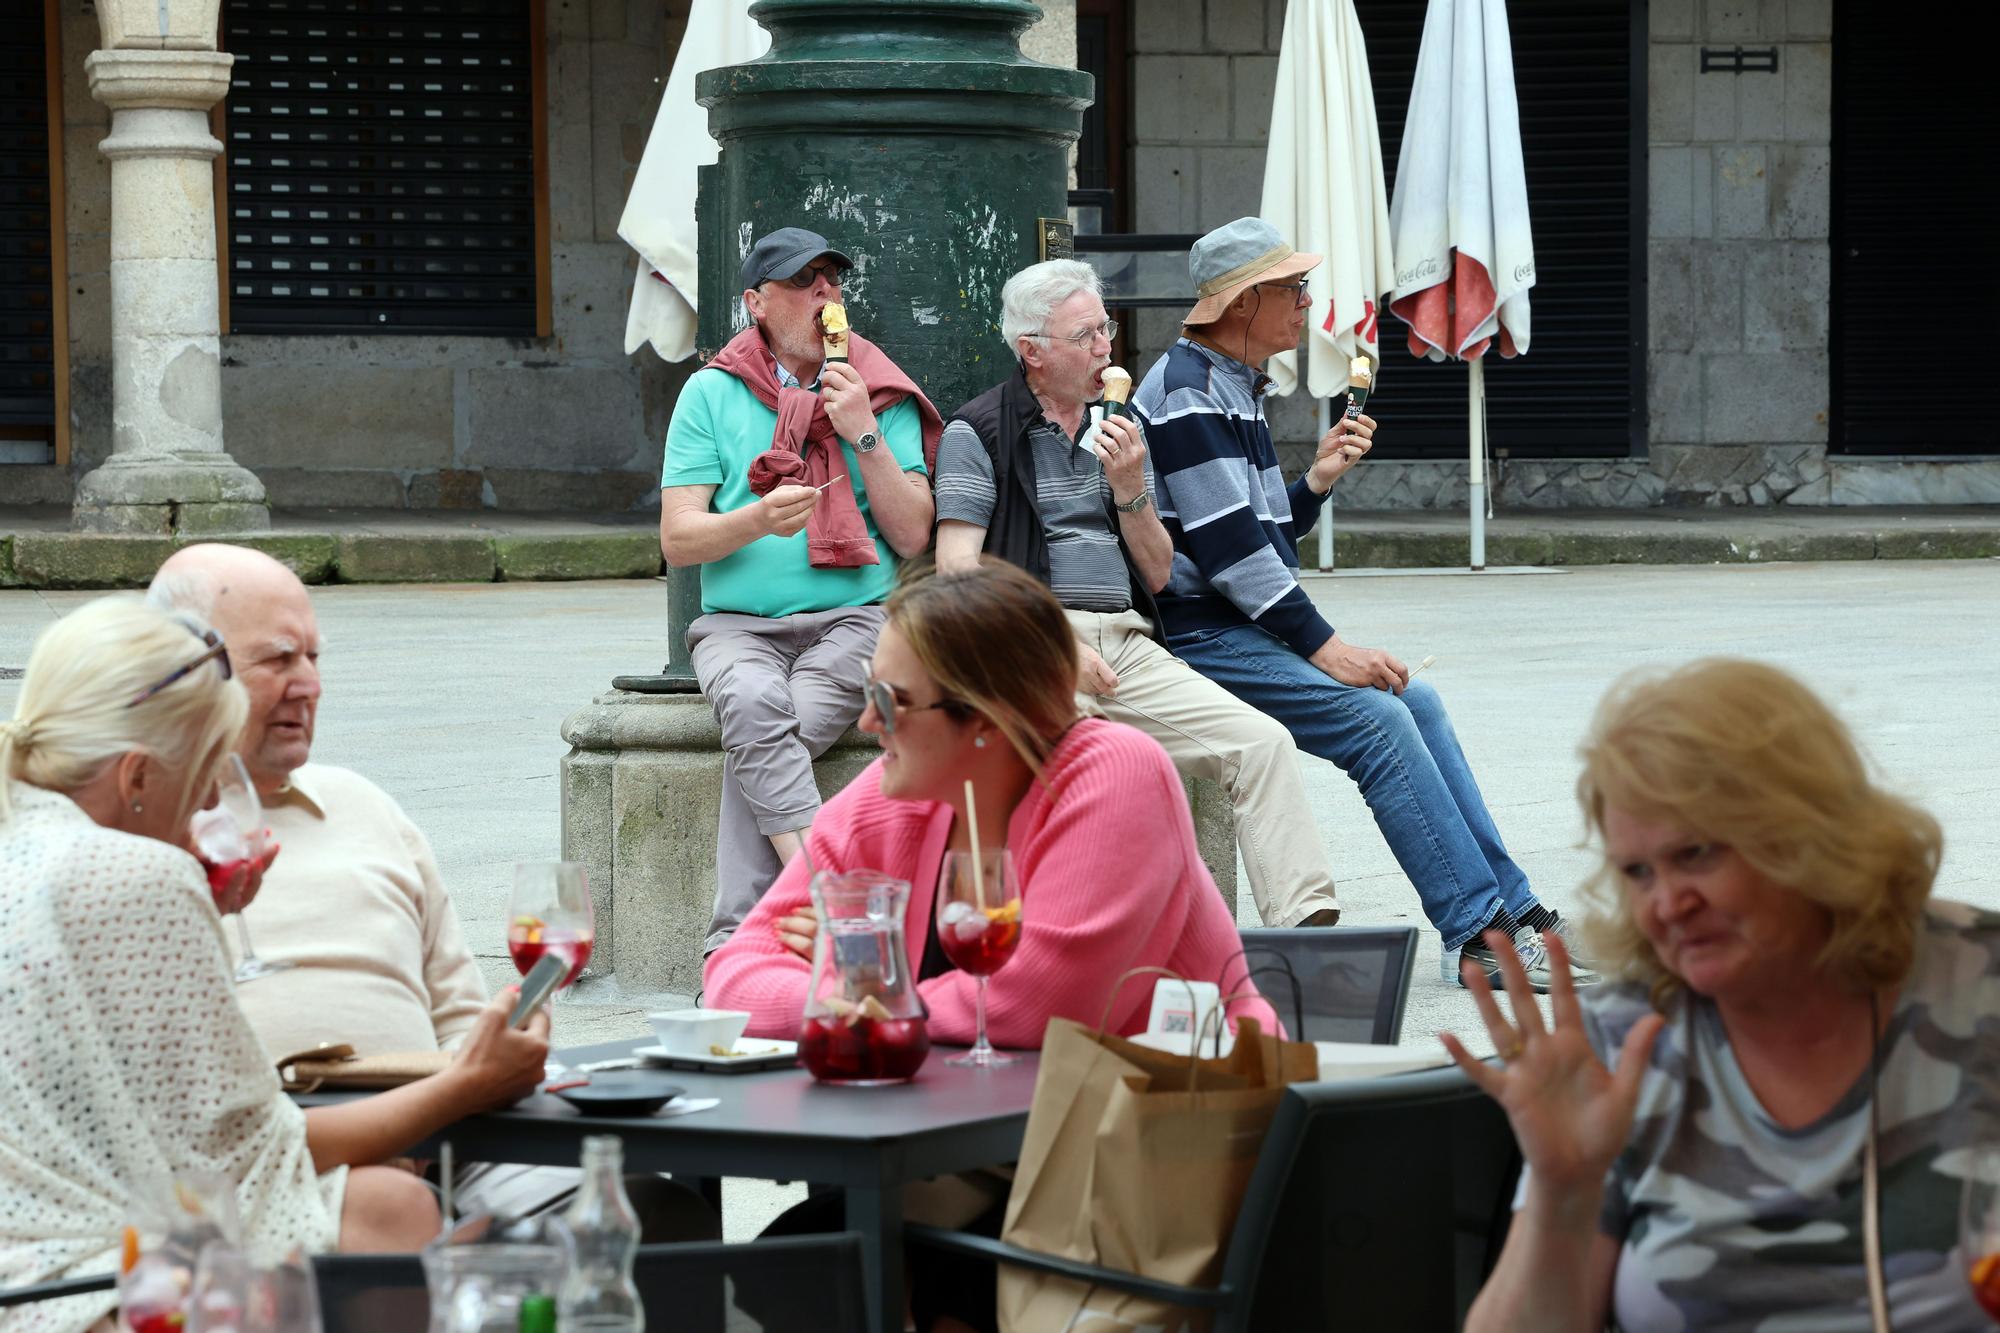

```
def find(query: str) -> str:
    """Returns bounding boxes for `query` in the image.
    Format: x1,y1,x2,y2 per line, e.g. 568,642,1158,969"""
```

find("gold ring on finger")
1499,1040,1524,1062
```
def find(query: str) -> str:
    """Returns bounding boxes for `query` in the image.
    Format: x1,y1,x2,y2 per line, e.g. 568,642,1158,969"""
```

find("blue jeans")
1168,623,1538,951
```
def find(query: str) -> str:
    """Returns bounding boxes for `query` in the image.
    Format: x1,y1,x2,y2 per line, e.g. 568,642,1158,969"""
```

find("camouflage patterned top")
1576,900,2000,1331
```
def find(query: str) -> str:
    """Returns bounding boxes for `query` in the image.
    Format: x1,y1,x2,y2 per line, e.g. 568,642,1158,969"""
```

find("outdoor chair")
907,1065,1520,1332
1235,923,1419,1044
315,1231,869,1333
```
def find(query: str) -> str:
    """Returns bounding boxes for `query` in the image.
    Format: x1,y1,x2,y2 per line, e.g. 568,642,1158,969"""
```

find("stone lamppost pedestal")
72,34,269,534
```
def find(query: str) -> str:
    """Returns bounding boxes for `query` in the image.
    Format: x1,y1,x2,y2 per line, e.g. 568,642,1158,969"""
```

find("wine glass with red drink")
936,848,1022,1067
507,862,595,994
192,754,293,985
1965,1145,2000,1322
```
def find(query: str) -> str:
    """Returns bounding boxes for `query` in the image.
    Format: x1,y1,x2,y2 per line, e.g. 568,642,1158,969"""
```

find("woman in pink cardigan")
705,559,1274,1047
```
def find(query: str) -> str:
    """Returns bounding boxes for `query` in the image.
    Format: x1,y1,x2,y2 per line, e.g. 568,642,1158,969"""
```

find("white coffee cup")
648,1008,751,1057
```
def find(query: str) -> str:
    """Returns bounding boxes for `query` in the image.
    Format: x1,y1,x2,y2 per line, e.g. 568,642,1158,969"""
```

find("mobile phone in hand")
509,951,567,1028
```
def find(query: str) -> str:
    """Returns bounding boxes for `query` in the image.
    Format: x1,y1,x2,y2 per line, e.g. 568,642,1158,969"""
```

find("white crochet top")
0,781,341,1332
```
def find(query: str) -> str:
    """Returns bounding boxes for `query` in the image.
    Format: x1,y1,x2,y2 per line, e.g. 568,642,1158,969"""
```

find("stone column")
72,1,269,534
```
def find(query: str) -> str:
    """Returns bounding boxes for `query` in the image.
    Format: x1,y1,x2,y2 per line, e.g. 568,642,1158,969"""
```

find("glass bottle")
556,1136,643,1333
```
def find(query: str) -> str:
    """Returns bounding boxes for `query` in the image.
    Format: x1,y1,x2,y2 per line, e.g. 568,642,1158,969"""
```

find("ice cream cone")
819,302,850,364
1099,366,1133,419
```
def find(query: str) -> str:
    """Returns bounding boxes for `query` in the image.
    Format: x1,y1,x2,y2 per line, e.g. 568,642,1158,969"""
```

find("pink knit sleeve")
700,820,845,1039
917,728,1202,1047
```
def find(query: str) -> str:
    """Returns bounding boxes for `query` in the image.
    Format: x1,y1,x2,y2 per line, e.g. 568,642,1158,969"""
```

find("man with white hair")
932,258,1342,928
146,544,719,1235
147,543,486,1057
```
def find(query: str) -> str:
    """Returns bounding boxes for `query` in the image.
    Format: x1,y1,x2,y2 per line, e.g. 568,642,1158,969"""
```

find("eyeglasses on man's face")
1028,319,1119,350
1258,280,1311,308
784,260,847,290
864,678,967,736
128,621,231,708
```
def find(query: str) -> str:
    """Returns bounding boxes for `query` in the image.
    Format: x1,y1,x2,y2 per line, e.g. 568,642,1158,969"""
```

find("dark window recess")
222,0,536,336
1355,0,1642,460
1831,1,1993,455
0,9,56,428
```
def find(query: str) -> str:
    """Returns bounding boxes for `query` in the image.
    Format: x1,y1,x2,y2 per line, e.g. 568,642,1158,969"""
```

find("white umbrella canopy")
1258,0,1397,400
1386,0,1535,363
1385,0,1535,568
619,0,770,362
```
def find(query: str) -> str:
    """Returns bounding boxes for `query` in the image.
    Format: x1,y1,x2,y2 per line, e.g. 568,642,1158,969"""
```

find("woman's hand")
774,903,820,961
1441,931,1664,1201
211,836,280,916
443,991,550,1113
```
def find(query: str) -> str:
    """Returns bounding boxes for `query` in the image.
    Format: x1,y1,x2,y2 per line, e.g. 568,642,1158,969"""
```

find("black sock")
1519,903,1558,934
1481,907,1520,942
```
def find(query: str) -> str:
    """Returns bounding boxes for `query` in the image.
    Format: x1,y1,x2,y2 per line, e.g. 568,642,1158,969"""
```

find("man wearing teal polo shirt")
660,227,940,951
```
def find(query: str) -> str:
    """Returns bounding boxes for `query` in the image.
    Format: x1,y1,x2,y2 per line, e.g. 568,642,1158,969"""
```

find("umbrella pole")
1468,357,1487,571
1316,397,1335,571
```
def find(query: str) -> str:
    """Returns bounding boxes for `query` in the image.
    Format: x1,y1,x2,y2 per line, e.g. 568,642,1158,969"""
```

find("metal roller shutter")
1830,0,1994,455
1354,0,1643,460
0,11,54,430
221,0,537,336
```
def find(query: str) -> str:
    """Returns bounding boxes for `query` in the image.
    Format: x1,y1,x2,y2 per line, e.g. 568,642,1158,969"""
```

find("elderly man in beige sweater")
147,545,714,1235
148,544,486,1059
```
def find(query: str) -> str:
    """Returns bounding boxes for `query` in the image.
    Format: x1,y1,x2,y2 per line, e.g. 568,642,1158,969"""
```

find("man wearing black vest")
932,259,1341,928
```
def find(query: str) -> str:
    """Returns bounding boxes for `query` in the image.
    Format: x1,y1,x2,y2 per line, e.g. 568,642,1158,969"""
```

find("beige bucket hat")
1182,217,1323,327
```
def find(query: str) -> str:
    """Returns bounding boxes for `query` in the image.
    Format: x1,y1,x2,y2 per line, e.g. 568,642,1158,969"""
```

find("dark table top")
297,1036,1041,1187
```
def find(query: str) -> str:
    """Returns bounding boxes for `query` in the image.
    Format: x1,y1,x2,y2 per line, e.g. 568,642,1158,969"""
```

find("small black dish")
551,1070,686,1117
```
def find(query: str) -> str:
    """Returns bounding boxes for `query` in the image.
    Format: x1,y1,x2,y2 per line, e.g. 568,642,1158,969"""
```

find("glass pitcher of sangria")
800,871,931,1085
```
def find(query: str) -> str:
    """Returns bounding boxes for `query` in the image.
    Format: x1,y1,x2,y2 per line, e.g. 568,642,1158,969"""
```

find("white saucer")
633,1038,798,1071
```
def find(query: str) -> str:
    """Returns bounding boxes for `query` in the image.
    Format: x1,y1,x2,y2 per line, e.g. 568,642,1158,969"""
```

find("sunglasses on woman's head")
128,622,231,708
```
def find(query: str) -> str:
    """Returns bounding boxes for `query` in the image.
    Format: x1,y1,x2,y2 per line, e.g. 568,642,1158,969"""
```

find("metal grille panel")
222,0,537,335
0,11,55,427
1355,0,1642,460
1831,0,1994,454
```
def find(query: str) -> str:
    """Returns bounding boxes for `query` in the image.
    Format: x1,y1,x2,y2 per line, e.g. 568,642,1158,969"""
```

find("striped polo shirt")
1130,339,1334,655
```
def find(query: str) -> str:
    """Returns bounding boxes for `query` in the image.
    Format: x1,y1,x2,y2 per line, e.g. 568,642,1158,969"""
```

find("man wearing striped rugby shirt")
1130,218,1590,991
933,258,1342,930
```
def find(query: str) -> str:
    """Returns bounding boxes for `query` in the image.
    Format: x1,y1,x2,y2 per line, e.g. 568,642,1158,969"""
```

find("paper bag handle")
1094,965,1195,1036
1216,947,1306,1042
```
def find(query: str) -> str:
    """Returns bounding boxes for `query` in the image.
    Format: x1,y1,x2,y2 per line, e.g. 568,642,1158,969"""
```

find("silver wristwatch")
855,430,880,454
1114,491,1151,514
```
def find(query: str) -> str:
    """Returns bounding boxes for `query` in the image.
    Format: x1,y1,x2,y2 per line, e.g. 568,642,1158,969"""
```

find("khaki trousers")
1066,609,1339,926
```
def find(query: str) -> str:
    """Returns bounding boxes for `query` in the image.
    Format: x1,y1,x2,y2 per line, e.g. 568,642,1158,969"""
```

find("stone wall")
9,2,1084,514
1113,0,2000,509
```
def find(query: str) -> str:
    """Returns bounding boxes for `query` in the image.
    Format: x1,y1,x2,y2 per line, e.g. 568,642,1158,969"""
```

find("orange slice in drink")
121,1225,141,1273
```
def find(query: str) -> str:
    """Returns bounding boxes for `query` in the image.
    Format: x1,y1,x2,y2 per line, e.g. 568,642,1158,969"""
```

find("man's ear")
1016,337,1044,375
742,287,764,323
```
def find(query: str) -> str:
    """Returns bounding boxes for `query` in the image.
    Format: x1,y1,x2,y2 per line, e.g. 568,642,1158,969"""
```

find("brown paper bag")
997,1015,1318,1333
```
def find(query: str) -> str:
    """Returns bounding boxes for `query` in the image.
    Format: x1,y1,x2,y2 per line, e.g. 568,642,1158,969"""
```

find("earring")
973,736,988,749
130,801,143,814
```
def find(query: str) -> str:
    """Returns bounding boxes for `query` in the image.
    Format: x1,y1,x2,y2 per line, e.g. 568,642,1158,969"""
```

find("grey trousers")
1067,608,1340,927
689,604,884,952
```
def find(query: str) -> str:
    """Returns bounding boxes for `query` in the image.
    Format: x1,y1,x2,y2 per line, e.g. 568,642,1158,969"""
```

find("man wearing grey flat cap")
659,225,941,950
1133,216,1587,993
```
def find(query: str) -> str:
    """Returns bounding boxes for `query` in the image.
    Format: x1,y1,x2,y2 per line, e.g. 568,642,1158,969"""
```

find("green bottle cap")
518,1294,557,1333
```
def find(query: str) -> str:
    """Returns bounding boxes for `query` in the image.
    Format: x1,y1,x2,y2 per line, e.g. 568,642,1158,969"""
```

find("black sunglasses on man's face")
785,261,847,290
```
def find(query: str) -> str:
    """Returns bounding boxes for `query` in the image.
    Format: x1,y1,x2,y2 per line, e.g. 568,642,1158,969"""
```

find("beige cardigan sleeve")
396,815,487,1052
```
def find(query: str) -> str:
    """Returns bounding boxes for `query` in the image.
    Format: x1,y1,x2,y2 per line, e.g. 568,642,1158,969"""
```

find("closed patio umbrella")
1259,0,1396,570
1386,0,1535,568
620,0,769,362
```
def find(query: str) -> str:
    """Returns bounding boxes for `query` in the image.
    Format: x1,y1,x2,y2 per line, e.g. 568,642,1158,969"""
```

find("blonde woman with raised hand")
1446,659,1997,1333
0,596,549,1333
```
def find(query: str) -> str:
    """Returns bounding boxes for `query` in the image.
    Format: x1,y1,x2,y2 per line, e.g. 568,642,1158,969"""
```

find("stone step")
3,504,1997,590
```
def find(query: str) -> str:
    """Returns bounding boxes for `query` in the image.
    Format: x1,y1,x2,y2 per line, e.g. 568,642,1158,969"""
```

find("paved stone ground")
5,558,1997,1236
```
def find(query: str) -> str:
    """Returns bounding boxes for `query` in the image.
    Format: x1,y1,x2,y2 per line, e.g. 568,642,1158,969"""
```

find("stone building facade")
1114,0,1998,507
4,0,1992,513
